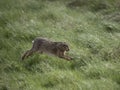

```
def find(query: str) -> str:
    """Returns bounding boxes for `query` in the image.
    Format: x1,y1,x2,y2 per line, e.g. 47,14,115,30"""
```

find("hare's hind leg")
21,49,37,60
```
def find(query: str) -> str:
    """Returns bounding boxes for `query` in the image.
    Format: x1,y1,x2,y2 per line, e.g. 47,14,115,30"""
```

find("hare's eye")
63,45,66,47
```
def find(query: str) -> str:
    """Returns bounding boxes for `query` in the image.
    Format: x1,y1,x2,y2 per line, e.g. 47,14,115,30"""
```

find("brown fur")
21,37,72,61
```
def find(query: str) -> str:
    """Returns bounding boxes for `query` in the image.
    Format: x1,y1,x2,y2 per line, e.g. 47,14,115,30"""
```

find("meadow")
0,0,120,90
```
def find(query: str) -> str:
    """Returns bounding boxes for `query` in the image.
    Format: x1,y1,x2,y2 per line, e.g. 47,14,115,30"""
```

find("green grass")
0,0,120,90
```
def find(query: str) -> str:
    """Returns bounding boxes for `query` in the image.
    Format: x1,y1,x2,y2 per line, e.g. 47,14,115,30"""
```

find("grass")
0,0,120,90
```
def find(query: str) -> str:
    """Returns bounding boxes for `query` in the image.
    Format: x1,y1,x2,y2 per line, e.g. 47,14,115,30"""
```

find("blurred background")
0,0,120,90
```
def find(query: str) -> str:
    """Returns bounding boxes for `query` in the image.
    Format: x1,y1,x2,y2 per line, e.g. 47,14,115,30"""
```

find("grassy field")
0,0,120,90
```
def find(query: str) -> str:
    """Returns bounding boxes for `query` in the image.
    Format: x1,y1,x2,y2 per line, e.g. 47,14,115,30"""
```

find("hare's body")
22,37,72,61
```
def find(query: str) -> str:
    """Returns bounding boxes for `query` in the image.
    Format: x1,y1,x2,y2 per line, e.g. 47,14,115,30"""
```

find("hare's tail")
32,40,34,43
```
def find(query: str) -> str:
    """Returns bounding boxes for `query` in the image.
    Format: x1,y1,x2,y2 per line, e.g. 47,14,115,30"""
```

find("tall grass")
0,0,120,90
